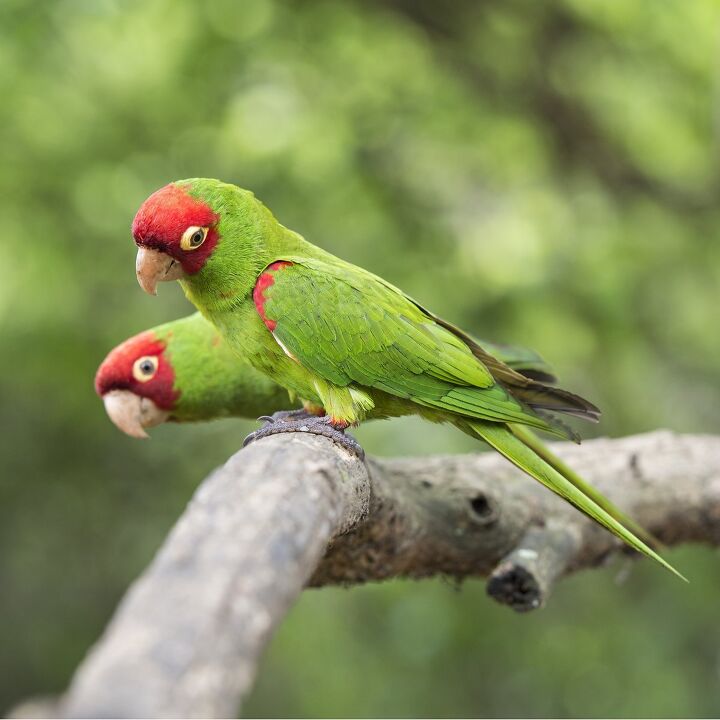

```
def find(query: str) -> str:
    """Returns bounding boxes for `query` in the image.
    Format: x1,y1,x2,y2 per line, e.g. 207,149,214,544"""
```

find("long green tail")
467,420,686,581
508,423,662,549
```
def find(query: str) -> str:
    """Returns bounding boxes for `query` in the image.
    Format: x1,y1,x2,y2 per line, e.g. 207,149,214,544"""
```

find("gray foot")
256,409,316,423
243,412,365,460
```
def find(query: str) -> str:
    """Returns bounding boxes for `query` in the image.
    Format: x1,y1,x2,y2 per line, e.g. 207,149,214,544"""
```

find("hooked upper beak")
102,390,170,438
135,247,186,295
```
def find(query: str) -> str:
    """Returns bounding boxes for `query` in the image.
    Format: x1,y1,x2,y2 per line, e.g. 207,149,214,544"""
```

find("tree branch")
11,431,720,719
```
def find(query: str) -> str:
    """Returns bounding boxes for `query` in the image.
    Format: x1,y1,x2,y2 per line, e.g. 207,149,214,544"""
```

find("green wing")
263,257,569,435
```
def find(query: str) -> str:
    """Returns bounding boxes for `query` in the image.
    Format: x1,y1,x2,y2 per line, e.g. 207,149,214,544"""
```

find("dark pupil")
191,230,204,245
140,360,154,374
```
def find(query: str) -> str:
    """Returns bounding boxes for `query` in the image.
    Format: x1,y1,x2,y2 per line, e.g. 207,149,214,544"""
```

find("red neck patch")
132,183,220,275
253,261,293,332
95,331,180,411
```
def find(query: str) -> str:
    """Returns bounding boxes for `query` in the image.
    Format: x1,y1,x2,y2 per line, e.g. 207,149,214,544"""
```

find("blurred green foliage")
2,0,720,716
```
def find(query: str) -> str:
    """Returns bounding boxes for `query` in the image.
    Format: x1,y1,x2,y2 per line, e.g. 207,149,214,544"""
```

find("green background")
2,0,720,716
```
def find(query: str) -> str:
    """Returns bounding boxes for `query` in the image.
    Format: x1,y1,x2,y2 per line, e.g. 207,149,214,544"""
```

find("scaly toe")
256,409,315,424
242,414,365,460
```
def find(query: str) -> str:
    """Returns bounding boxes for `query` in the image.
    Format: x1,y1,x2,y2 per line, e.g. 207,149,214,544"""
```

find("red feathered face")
132,183,219,276
95,331,178,407
95,332,180,437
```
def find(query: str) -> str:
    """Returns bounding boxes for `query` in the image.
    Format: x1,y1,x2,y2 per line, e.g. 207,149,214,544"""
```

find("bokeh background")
2,0,720,716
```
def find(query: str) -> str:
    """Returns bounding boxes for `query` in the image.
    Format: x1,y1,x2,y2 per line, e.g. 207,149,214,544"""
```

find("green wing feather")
264,257,567,435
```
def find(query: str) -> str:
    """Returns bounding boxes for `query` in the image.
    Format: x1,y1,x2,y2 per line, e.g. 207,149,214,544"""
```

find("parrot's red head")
95,331,180,438
132,183,219,294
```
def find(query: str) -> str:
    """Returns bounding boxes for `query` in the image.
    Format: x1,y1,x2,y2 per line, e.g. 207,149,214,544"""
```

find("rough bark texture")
10,431,720,719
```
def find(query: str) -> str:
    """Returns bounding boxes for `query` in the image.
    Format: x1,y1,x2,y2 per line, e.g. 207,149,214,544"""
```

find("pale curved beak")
102,390,170,439
135,247,186,295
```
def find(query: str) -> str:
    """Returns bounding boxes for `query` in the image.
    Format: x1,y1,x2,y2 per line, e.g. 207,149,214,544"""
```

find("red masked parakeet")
95,312,295,437
130,179,681,579
96,312,561,437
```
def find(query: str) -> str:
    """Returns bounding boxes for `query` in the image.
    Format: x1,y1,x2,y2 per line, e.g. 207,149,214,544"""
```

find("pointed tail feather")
466,421,686,581
508,424,663,550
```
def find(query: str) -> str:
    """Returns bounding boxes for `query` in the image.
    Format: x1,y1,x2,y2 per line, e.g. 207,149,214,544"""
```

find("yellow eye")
132,356,158,382
180,225,208,251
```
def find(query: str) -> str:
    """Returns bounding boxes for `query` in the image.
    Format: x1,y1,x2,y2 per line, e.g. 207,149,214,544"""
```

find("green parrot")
95,312,558,437
131,178,682,579
95,312,295,437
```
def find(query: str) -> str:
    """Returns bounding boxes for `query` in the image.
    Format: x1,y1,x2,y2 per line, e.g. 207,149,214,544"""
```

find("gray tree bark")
10,431,720,719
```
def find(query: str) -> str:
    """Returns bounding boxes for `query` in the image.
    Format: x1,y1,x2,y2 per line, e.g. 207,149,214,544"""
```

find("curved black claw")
243,413,365,460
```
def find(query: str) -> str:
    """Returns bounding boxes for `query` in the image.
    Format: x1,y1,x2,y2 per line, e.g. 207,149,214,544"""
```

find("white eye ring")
180,225,208,251
132,355,158,382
